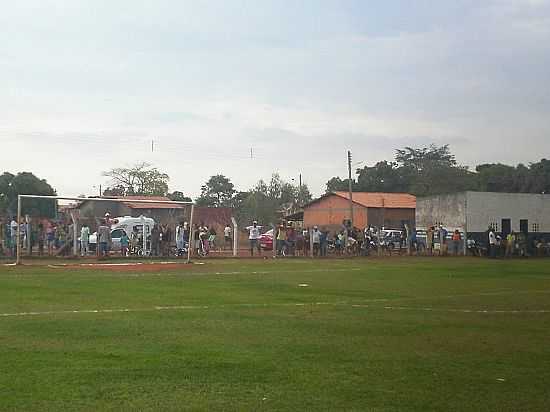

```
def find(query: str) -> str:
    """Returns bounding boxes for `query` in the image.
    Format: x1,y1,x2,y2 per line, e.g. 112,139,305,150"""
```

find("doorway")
520,219,528,234
501,219,511,236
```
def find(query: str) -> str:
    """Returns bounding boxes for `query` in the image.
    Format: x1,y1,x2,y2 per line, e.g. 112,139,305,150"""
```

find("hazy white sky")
2,0,550,198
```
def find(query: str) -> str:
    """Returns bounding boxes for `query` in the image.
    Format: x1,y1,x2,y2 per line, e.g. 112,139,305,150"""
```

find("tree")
296,184,313,206
355,161,408,193
0,172,57,217
196,175,236,207
394,144,476,196
102,163,169,196
102,185,127,197
475,160,550,193
326,144,477,197
167,191,192,202
475,163,518,192
326,176,353,192
235,173,312,225
527,159,550,193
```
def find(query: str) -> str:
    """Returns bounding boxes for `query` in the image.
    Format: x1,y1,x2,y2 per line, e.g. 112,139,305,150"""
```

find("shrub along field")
1,258,550,411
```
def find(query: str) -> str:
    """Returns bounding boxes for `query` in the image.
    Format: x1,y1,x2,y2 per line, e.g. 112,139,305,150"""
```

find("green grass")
1,257,550,411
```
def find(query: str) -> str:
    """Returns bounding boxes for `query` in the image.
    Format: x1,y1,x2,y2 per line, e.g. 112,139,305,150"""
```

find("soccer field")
1,258,550,411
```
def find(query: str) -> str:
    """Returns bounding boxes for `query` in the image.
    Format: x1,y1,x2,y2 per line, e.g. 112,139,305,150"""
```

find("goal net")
9,195,194,265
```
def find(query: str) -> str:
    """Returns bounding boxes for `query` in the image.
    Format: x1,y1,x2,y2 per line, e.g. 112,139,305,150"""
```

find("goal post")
16,195,195,265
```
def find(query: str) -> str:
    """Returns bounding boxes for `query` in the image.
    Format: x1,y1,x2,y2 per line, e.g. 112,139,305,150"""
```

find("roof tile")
333,191,416,209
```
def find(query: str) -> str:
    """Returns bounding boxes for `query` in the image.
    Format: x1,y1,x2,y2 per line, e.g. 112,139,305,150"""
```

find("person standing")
97,219,111,258
224,223,232,251
488,226,497,258
151,224,161,257
175,222,185,254
46,225,55,256
120,231,129,257
246,221,262,256
439,225,448,256
10,218,18,256
312,226,321,257
303,228,310,256
162,224,173,256
505,231,515,257
182,222,190,253
276,223,287,256
130,227,140,255
57,225,67,252
427,226,434,256
451,229,461,255
80,224,90,256
286,223,296,256
37,223,45,256
320,227,328,257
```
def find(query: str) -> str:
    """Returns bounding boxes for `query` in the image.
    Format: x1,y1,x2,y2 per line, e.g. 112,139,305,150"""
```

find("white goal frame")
16,195,195,265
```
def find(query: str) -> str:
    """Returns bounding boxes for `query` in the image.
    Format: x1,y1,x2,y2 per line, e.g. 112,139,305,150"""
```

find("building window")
532,223,540,233
489,221,499,232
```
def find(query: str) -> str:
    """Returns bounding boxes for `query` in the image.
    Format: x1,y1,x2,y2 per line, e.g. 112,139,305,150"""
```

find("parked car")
87,216,155,252
380,229,403,239
259,229,274,251
379,231,403,251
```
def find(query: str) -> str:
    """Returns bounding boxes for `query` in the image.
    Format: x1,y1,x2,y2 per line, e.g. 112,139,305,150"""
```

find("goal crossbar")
16,195,195,265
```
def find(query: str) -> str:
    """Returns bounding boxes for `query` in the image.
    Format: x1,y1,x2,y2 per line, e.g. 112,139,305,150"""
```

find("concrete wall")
417,191,550,235
465,192,550,233
367,208,415,229
416,193,467,230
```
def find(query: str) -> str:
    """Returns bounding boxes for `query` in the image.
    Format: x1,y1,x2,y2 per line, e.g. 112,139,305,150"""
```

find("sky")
2,0,550,198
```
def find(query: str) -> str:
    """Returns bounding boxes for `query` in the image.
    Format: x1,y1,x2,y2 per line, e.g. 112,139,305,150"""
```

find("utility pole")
347,150,354,227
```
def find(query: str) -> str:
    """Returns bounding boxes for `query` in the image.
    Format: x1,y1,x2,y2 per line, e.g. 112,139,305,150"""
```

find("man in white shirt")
246,221,262,256
488,226,497,258
10,219,18,255
312,226,321,256
224,224,232,250
80,224,90,256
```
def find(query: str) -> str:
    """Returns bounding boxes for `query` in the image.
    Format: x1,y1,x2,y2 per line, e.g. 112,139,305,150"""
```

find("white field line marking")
390,289,550,303
0,302,341,318
351,304,550,314
47,261,180,268
378,306,550,314
2,300,550,318
5,267,362,278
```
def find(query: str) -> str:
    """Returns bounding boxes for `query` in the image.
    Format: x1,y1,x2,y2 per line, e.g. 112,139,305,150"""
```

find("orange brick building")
303,191,416,230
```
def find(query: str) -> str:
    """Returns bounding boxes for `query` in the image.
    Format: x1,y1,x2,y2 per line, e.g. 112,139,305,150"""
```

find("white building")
416,192,550,240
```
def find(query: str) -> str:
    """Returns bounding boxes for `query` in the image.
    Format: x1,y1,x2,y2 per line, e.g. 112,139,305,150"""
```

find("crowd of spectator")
0,216,74,257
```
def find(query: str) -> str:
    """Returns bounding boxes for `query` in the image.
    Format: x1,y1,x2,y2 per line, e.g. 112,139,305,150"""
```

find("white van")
88,216,156,251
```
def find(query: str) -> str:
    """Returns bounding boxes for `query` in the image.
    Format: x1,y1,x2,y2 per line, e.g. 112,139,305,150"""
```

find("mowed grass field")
1,258,550,411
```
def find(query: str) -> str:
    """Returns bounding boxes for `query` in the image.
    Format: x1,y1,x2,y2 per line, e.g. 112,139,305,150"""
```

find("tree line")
4,145,550,220
326,145,550,197
102,163,312,225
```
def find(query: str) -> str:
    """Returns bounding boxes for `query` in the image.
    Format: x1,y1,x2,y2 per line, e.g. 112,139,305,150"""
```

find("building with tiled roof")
303,191,416,229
